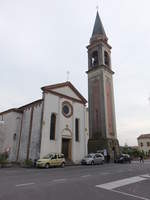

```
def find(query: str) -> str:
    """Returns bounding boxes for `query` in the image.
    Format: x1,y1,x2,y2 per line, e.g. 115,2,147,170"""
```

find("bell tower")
87,11,119,159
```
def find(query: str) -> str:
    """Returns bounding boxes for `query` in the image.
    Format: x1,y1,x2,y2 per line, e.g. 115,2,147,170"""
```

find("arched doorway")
61,128,72,161
62,138,72,161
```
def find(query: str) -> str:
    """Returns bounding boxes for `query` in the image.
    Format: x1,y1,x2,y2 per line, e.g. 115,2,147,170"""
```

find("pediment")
41,81,87,105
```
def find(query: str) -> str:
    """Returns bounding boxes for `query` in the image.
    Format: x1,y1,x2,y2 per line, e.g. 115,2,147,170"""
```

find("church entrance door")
62,138,71,161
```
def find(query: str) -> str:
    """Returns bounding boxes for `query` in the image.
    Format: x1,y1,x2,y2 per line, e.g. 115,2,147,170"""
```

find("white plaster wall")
29,103,42,160
18,103,43,162
0,112,22,161
18,108,31,161
138,138,150,153
40,92,88,163
71,102,88,163
40,93,61,158
52,86,80,100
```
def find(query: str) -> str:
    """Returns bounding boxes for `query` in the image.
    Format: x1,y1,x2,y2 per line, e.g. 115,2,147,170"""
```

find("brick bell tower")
87,11,119,160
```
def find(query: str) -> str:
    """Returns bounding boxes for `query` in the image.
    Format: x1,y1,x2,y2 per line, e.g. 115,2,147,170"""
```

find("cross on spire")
66,71,70,81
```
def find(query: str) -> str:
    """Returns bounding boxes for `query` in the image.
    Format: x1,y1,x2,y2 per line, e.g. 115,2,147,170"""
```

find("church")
0,82,88,163
0,11,119,163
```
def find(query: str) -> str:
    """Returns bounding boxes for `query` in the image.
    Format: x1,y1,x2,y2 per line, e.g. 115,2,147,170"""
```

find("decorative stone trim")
62,101,73,118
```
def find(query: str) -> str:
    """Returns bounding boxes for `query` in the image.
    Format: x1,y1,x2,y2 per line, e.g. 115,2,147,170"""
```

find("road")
0,161,150,200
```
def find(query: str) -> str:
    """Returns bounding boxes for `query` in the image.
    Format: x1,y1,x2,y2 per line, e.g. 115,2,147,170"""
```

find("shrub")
0,152,9,164
24,159,33,167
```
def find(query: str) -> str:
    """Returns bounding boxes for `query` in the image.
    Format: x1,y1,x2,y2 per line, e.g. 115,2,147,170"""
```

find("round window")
63,105,69,115
62,101,73,118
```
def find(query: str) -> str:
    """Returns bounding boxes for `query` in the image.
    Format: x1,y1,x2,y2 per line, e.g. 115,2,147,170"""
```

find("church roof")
41,81,87,105
0,99,43,115
92,11,107,39
0,108,23,115
138,134,150,139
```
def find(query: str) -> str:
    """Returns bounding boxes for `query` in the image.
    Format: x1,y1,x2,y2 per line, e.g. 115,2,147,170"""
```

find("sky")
0,0,150,146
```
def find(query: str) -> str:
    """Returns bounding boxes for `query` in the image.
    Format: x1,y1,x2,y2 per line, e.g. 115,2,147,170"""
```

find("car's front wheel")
91,161,94,165
101,160,104,165
61,162,65,168
45,163,50,169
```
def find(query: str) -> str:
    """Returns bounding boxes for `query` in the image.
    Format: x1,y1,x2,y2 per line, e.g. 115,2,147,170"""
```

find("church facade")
0,82,89,163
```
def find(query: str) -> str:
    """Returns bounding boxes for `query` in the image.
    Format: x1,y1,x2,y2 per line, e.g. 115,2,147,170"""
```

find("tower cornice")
87,40,112,50
86,65,114,75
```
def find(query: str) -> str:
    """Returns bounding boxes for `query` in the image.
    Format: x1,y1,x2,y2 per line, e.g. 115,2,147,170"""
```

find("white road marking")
81,174,91,178
52,178,66,182
140,174,150,178
100,172,110,175
16,182,35,187
96,176,146,190
111,189,150,200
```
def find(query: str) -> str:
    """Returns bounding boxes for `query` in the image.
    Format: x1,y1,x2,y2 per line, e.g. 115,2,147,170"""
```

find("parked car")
81,153,104,165
116,154,131,164
36,153,66,168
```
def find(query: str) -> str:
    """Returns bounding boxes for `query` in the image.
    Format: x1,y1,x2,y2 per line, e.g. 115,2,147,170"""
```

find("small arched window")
104,51,110,66
91,51,98,67
75,118,79,142
50,113,56,140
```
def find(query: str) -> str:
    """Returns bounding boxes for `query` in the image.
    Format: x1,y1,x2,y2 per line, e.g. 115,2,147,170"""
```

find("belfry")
87,11,119,159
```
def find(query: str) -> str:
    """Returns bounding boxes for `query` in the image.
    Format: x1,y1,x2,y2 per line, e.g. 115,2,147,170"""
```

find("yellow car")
36,153,66,168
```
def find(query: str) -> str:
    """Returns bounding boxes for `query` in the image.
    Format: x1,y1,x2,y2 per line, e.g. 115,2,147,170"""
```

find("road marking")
96,176,146,190
100,172,110,175
140,174,150,178
81,174,91,178
111,189,150,200
16,182,35,187
52,178,66,182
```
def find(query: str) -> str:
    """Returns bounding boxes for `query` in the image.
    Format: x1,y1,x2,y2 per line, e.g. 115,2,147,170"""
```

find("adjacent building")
137,134,150,155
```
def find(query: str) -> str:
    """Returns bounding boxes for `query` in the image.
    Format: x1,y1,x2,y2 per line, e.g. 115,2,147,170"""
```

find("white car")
81,153,104,165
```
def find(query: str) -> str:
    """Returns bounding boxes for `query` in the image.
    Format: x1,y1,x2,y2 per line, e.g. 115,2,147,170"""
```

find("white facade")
40,83,88,163
137,134,150,155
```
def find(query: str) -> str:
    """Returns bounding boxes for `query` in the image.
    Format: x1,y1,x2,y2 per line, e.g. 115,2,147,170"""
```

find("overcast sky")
0,0,150,146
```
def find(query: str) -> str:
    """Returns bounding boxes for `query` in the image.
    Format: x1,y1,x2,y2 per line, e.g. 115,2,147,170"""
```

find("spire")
91,11,107,39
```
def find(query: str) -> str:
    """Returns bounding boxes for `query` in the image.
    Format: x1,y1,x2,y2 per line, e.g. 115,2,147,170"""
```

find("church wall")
71,103,89,163
40,93,61,158
18,102,43,161
0,112,22,161
18,108,31,161
28,103,42,160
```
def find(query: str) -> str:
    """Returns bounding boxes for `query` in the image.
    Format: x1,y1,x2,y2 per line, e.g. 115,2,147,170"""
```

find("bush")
0,152,8,164
23,159,33,167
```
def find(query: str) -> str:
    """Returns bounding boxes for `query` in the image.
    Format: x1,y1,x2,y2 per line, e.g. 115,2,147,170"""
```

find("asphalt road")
0,161,150,200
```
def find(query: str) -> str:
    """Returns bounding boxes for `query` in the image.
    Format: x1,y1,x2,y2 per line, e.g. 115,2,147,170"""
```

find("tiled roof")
137,134,150,139
0,99,43,115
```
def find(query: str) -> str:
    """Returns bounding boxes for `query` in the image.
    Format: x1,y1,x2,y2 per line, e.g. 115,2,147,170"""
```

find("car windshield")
85,154,93,158
43,154,54,159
